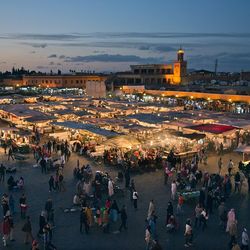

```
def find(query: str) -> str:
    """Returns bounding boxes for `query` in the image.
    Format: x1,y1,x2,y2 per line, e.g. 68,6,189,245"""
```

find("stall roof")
187,124,239,134
126,113,168,124
51,121,121,137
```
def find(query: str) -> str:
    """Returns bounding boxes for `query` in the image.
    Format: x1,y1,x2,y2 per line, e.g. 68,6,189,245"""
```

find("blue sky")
0,0,250,72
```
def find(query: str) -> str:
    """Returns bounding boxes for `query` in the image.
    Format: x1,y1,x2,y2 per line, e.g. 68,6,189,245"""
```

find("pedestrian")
58,173,65,192
218,202,227,230
19,194,27,219
241,228,249,250
218,157,222,174
166,201,173,224
228,159,234,176
2,215,11,247
8,147,14,161
145,225,152,250
177,194,184,215
80,208,89,234
234,172,241,193
119,205,127,232
184,219,193,247
171,180,177,200
38,211,47,237
231,242,241,250
229,220,238,247
226,208,236,232
31,240,39,250
147,200,155,220
132,189,138,210
129,179,135,202
0,163,6,183
8,213,14,242
108,179,114,197
1,193,9,216
49,176,55,192
206,190,214,214
22,216,33,245
40,157,47,174
110,200,119,222
194,203,202,228
200,208,208,231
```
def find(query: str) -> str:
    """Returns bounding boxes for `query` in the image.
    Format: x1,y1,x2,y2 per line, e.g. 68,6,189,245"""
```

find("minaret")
177,46,184,62
173,47,187,84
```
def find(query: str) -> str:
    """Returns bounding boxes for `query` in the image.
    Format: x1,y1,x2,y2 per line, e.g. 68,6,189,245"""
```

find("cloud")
48,54,57,58
49,62,55,65
188,52,250,71
64,54,163,63
30,51,36,54
59,55,66,59
22,42,48,48
0,61,7,64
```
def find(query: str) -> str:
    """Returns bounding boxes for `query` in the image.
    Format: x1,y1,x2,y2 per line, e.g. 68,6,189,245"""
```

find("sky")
0,0,250,73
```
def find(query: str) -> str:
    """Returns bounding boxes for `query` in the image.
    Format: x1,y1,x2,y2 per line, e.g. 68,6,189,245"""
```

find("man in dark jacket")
22,216,33,244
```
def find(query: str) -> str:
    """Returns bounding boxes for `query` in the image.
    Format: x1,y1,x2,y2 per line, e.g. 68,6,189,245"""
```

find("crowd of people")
1,137,250,250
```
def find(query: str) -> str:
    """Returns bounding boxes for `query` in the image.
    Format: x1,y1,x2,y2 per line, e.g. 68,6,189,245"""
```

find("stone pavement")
0,148,249,250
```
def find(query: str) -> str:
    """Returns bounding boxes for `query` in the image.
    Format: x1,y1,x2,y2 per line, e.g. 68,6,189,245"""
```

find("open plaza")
0,92,249,250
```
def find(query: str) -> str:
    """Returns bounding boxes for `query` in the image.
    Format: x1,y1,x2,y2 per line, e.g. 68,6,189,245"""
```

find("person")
0,163,6,183
22,216,33,244
40,157,47,174
19,194,27,219
231,242,241,250
8,147,14,161
145,225,151,250
8,213,14,242
38,211,47,237
49,176,55,192
171,180,177,200
184,219,193,247
85,205,93,227
31,240,39,250
166,202,173,224
218,202,227,230
119,205,127,232
129,179,135,202
80,208,89,234
166,215,178,232
241,228,249,250
1,193,9,216
234,172,241,193
229,220,238,247
110,200,119,222
228,159,234,176
226,209,236,232
151,240,163,250
108,179,114,197
132,189,138,210
200,208,208,231
2,215,11,247
218,157,222,174
177,194,184,215
147,200,155,220
194,203,202,228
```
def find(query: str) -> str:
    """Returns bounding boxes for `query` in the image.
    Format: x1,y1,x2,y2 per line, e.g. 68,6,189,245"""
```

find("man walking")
22,216,33,244
132,189,138,210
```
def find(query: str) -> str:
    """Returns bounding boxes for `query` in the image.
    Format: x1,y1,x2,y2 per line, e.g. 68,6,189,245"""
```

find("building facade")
113,49,187,86
0,74,107,88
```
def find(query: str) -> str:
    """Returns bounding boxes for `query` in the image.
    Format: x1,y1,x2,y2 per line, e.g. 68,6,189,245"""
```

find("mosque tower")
173,47,187,84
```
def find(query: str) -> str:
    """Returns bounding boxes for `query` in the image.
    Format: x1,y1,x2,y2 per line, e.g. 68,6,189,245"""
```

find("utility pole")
214,59,218,76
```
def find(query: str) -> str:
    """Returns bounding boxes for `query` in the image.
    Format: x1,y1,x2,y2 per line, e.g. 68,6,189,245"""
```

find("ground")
0,148,249,250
